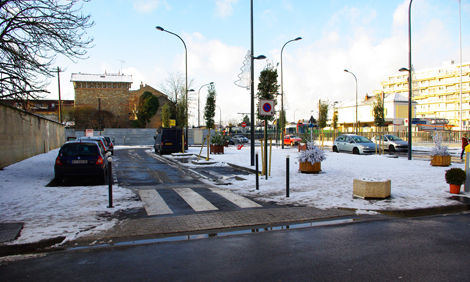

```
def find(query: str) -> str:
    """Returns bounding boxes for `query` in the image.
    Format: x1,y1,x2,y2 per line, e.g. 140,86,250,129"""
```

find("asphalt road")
1,213,469,281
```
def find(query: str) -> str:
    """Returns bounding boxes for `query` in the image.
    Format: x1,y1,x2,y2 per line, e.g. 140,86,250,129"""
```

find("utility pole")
57,67,63,123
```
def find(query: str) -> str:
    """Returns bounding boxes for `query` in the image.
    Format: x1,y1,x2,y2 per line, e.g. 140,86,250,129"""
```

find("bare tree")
0,0,94,103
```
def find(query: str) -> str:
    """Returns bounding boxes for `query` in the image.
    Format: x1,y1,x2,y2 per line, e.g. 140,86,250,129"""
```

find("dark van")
154,128,184,155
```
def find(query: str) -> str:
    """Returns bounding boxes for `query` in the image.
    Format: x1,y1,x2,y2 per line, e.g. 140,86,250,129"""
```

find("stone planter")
299,161,321,174
430,155,451,167
210,144,224,154
353,179,391,199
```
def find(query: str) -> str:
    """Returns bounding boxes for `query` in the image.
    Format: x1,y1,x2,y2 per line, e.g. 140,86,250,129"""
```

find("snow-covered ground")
1,144,468,245
0,148,142,244
182,144,469,211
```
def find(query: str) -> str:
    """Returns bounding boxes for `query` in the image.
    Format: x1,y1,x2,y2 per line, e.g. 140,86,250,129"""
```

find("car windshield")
352,136,372,143
386,135,403,141
60,143,98,157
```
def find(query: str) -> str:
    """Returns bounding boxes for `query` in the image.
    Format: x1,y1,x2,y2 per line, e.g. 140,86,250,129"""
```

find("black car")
154,128,184,155
54,140,108,183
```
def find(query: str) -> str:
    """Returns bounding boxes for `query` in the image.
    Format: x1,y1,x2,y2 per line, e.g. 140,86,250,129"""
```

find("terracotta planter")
449,184,461,194
430,155,451,167
299,161,321,174
210,144,224,154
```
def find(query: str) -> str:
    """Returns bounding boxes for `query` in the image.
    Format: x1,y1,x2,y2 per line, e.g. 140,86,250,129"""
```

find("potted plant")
445,168,466,194
210,132,227,154
298,141,326,173
430,132,451,166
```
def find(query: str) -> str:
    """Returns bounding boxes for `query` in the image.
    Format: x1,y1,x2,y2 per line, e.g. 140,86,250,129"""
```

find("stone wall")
129,84,174,129
0,102,65,169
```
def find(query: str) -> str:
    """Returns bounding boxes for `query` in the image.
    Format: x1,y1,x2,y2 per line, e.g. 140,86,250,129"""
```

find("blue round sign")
262,103,272,113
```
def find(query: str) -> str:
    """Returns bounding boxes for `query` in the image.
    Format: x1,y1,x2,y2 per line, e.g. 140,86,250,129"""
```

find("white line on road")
173,188,219,212
209,188,262,208
138,189,173,216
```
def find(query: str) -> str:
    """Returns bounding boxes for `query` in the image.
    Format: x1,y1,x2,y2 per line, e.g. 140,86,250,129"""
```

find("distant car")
333,134,376,154
102,136,114,155
284,135,302,146
372,134,408,152
54,140,109,183
154,128,185,155
77,136,110,155
231,135,249,144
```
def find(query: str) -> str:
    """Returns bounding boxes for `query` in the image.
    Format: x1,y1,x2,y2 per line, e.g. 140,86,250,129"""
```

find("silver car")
373,134,408,152
333,134,377,154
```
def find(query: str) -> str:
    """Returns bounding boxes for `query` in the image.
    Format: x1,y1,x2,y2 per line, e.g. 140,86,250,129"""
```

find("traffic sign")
259,99,274,116
241,122,247,128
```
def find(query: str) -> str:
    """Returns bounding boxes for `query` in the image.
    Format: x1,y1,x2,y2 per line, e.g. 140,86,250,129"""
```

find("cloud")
132,0,168,13
215,0,239,18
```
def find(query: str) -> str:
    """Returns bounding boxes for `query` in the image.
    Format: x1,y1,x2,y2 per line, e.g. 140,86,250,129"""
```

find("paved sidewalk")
78,206,355,244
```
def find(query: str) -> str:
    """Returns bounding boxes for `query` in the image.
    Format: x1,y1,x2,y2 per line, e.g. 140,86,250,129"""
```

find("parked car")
333,134,377,154
77,136,110,155
372,134,408,152
103,136,114,154
231,135,249,144
54,140,109,183
154,128,184,155
284,135,302,146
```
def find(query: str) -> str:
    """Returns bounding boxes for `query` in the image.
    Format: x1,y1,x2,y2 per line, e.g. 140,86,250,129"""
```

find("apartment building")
381,61,470,130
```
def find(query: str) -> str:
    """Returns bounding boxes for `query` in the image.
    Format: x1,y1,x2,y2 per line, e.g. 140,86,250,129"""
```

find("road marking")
173,188,218,212
209,188,262,208
138,189,173,216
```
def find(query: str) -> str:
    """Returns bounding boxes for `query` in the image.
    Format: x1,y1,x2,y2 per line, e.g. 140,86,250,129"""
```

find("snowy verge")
0,149,142,245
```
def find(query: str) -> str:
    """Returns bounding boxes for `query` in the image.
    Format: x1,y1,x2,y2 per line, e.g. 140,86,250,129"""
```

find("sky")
47,0,470,125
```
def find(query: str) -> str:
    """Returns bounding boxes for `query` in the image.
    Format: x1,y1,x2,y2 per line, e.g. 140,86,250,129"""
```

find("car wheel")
101,170,108,185
353,147,360,154
333,146,339,153
55,173,63,184
389,145,396,153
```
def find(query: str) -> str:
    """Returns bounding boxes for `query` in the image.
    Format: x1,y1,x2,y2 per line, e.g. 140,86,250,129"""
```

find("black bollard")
107,156,113,208
256,153,259,190
286,155,290,197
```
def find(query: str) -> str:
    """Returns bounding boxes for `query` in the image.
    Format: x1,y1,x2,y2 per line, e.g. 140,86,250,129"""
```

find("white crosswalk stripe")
138,189,173,216
137,188,262,216
208,188,262,208
173,188,219,212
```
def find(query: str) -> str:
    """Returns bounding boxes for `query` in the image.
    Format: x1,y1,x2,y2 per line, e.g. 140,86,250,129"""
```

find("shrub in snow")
445,168,466,185
298,141,326,164
431,132,450,156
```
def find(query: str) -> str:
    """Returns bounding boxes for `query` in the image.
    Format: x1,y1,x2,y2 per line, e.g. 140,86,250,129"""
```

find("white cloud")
215,0,238,18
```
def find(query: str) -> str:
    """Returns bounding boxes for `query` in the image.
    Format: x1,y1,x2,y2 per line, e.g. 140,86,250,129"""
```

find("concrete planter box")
353,179,391,199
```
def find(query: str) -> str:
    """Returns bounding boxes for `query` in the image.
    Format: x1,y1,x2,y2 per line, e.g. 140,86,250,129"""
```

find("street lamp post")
249,0,267,165
198,82,214,127
399,0,413,161
156,25,190,149
217,106,222,129
344,69,358,134
280,37,302,149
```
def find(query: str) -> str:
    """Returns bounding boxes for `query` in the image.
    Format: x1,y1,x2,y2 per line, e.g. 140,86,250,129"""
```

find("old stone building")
129,83,173,128
71,73,173,129
71,73,132,129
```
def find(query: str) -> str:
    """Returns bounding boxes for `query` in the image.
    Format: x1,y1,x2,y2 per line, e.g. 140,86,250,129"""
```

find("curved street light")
344,69,358,134
197,82,214,127
280,36,302,149
156,26,190,149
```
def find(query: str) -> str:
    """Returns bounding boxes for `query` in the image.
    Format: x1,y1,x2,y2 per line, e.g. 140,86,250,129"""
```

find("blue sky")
50,0,470,124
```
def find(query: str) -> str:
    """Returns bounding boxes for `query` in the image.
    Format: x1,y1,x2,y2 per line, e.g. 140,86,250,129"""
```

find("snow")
0,148,142,244
183,144,469,211
0,143,468,245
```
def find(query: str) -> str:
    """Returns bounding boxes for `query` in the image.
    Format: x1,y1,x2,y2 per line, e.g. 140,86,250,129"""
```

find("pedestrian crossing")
137,187,262,216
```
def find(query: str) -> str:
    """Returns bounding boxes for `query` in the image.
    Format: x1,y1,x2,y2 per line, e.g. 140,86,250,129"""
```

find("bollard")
286,155,290,197
256,152,259,190
107,156,113,208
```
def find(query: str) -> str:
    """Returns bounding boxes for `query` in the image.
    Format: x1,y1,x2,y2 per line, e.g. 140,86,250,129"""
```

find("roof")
70,73,133,83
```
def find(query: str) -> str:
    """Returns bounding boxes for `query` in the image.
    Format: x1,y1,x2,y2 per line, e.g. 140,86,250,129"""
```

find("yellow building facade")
381,61,470,130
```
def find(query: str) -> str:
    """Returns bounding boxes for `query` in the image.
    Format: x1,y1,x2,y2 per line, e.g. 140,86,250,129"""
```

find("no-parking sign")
259,99,274,116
